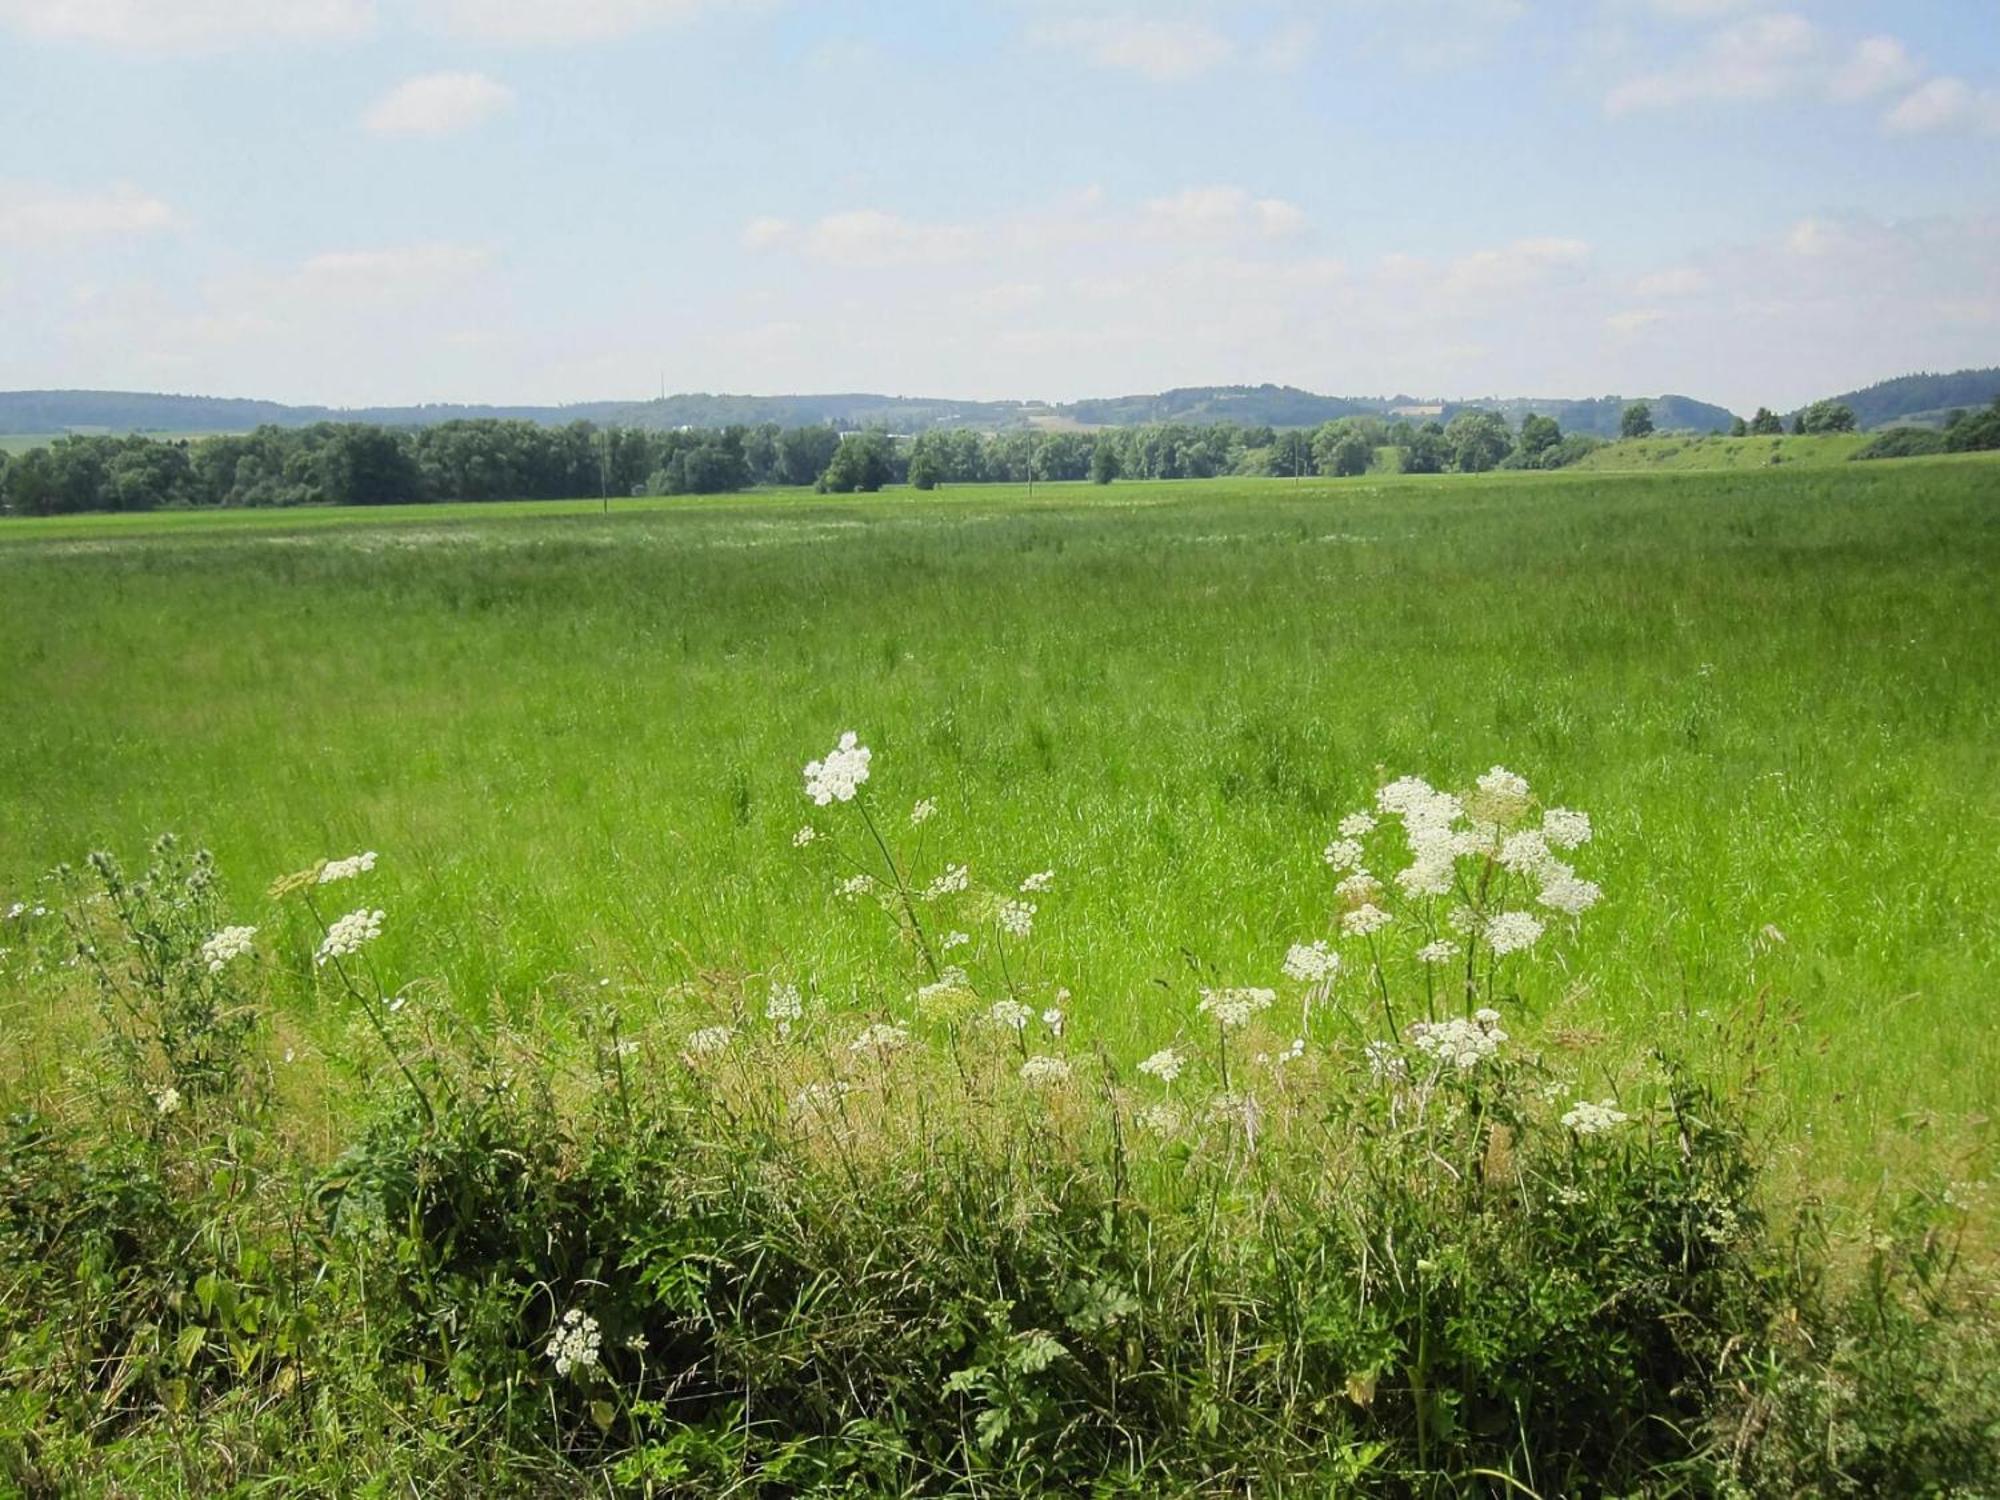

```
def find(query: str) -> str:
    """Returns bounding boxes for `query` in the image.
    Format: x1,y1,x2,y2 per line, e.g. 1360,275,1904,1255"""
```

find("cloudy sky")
2,0,1996,411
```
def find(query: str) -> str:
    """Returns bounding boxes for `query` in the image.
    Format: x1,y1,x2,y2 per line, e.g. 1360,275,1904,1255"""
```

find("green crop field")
1571,431,1871,471
4,459,1996,1186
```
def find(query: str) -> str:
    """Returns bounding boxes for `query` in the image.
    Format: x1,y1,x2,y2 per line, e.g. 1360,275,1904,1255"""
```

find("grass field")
4,460,1997,1185
1571,431,1870,471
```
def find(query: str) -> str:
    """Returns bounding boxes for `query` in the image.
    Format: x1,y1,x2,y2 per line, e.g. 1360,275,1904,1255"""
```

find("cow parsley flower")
1484,910,1545,955
803,731,871,805
319,851,378,884
547,1309,602,1377
1282,940,1340,984
1137,1047,1184,1084
1498,830,1554,876
924,865,969,899
849,1022,910,1059
1020,869,1055,893
1135,1101,1182,1135
1471,766,1532,822
793,825,817,848
1409,1014,1508,1071
942,930,971,950
1541,807,1592,850
998,899,1035,938
1322,838,1365,871
987,999,1033,1032
1019,1055,1071,1086
1537,870,1602,916
838,873,876,899
684,1025,736,1059
1337,811,1377,838
910,797,937,826
1561,1098,1630,1136
794,1079,852,1115
1394,847,1455,899
1334,872,1381,905
316,908,384,966
1198,987,1275,1030
1364,1040,1407,1081
1416,939,1459,965
767,983,803,1027
200,925,257,973
1341,904,1391,937
1041,1007,1065,1036
154,1085,183,1117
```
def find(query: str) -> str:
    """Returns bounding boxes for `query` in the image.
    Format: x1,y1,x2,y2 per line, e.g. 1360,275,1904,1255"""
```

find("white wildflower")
1018,1055,1071,1086
1341,904,1392,937
793,824,818,847
4,903,23,920
315,908,384,966
1333,872,1381,905
1395,839,1457,898
767,983,803,1027
153,1085,183,1117
1538,870,1602,916
1337,811,1377,837
1471,766,1532,822
924,864,969,899
1561,1098,1630,1136
997,899,1035,938
910,797,937,826
1498,830,1554,877
318,851,378,884
684,1025,735,1059
942,930,970,951
1541,807,1592,850
838,873,876,899
1321,838,1365,871
1416,939,1459,965
1282,940,1340,984
849,1022,910,1059
1198,987,1276,1030
1265,1037,1307,1068
1135,1100,1182,1135
1364,1040,1407,1082
547,1309,602,1377
1041,1007,1065,1036
1483,910,1545,955
1473,1006,1502,1025
386,993,408,1014
1409,1013,1508,1071
803,730,872,805
1137,1047,1184,1084
1019,869,1055,894
986,999,1033,1032
793,1079,852,1115
199,925,257,974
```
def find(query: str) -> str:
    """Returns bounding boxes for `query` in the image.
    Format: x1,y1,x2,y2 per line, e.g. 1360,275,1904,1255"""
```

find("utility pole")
599,427,611,516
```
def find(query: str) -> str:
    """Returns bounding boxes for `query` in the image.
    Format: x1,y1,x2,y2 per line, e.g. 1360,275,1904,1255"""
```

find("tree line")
10,396,1984,515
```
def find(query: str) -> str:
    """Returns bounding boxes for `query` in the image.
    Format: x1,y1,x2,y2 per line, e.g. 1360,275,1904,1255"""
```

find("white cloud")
1606,308,1667,335
801,210,977,269
1028,15,1236,81
362,72,514,137
1141,186,1305,240
0,0,371,49
0,183,174,244
1432,237,1591,299
1635,266,1708,298
1606,12,1819,115
1884,77,2000,136
427,0,746,43
1828,35,1921,103
301,243,494,282
739,216,795,252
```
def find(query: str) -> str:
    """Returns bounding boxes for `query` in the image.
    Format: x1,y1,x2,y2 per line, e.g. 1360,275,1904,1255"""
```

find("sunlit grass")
3,460,1996,1187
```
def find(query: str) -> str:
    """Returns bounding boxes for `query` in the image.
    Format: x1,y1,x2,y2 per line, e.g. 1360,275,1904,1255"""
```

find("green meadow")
3,459,1997,1180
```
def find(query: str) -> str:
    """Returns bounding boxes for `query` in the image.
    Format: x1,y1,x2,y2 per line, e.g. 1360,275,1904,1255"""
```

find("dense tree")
1729,416,1748,438
1748,407,1784,436
1446,411,1511,473
1620,401,1655,439
1089,442,1119,484
817,432,896,493
1402,422,1450,475
1794,400,1858,435
1517,413,1562,464
1942,396,2000,453
907,448,941,490
777,426,842,487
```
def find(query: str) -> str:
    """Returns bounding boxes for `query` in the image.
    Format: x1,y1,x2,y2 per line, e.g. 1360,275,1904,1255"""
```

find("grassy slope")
3,462,1997,1182
1573,432,1869,471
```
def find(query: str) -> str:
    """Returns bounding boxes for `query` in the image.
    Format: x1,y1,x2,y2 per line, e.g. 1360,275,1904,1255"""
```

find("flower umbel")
316,908,384,967
803,731,872,806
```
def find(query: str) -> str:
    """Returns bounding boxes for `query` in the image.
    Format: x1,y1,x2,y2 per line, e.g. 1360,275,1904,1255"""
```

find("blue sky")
2,0,1996,412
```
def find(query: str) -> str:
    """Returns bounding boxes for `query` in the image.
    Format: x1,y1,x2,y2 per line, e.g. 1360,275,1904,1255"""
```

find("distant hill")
0,383,1740,441
1797,368,2000,430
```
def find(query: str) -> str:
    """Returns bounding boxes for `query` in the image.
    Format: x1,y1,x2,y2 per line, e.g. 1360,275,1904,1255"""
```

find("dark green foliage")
1853,427,1950,460
1621,400,1655,439
1804,367,2000,430
1795,400,1859,435
1517,411,1562,462
1749,406,1785,436
1446,409,1512,472
1944,396,2000,453
816,432,899,493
